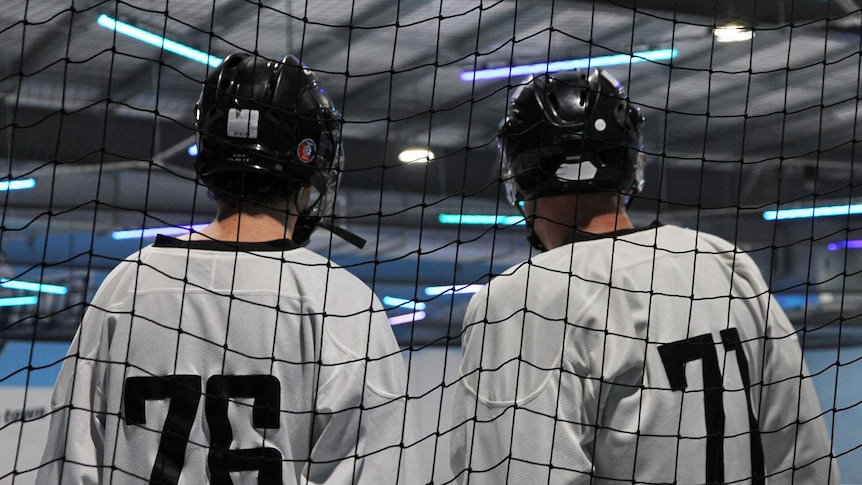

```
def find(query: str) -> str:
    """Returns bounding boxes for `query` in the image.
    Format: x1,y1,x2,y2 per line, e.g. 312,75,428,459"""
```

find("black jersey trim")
566,220,663,244
153,234,301,252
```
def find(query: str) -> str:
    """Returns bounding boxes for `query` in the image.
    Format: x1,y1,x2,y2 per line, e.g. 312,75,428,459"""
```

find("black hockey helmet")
195,52,343,245
499,68,645,206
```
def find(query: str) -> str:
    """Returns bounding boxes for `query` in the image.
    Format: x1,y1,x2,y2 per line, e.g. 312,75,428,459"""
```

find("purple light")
827,240,862,251
112,223,208,240
388,311,426,326
424,284,483,296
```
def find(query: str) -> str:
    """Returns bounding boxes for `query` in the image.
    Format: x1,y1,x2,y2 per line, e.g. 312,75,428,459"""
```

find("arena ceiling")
1,0,862,345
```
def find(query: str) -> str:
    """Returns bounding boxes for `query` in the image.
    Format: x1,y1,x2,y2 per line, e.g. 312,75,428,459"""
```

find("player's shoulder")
288,247,375,291
651,224,737,253
89,248,148,304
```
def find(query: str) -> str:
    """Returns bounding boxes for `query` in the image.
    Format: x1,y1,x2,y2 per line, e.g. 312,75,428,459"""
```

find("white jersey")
38,236,420,485
451,224,840,485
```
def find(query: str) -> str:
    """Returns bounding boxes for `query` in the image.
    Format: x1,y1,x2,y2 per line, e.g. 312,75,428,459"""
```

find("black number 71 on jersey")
658,328,765,485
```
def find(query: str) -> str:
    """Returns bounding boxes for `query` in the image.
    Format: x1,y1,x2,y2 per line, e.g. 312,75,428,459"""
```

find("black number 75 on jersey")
124,374,283,485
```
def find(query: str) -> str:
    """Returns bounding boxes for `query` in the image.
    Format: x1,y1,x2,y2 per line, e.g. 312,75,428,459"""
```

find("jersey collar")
153,234,302,252
564,220,663,244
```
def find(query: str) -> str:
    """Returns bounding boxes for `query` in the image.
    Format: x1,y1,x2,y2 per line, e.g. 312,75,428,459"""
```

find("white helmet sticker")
555,161,598,181
227,108,260,138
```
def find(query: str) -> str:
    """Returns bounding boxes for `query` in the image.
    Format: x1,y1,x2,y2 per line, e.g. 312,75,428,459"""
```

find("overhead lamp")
0,279,68,295
438,213,525,226
187,144,199,157
460,48,679,82
424,284,484,296
774,293,816,311
713,25,754,43
763,204,862,221
96,14,222,67
827,240,862,251
0,178,36,191
398,148,435,163
382,296,427,311
388,311,426,326
0,296,38,307
112,223,208,240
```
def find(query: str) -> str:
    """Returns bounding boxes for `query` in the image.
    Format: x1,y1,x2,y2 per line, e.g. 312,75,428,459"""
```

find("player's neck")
192,214,292,242
578,210,634,234
189,202,297,243
534,193,633,249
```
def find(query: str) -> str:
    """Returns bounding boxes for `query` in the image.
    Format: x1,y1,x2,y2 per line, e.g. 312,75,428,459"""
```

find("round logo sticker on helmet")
297,138,317,163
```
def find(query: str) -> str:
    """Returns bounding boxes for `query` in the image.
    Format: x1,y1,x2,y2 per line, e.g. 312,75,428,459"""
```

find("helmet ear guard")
195,52,362,247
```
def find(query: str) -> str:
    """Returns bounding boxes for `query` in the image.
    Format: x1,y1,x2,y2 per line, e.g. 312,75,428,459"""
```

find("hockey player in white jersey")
450,69,840,484
38,52,419,484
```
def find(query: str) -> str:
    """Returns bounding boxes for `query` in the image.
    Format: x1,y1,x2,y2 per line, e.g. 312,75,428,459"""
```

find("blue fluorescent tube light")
382,296,427,311
0,296,38,307
461,48,679,82
0,279,68,295
425,284,484,296
112,223,209,240
0,178,36,191
827,240,862,251
96,14,222,67
388,311,427,326
763,204,862,221
774,293,816,311
438,213,525,226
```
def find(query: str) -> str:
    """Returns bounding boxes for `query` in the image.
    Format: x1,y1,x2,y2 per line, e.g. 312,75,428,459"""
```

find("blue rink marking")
0,341,68,387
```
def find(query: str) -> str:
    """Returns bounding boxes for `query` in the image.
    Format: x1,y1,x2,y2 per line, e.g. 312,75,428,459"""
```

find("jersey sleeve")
304,303,421,485
36,257,135,484
758,293,841,483
449,292,481,483
36,315,109,484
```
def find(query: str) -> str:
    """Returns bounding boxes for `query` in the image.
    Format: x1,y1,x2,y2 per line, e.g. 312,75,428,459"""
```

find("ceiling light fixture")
0,296,38,307
424,284,484,296
112,223,209,240
398,148,435,163
438,213,525,226
0,279,68,295
0,178,36,191
460,48,679,82
827,240,862,251
763,204,862,221
96,14,222,67
713,25,754,43
388,311,427,326
382,295,427,311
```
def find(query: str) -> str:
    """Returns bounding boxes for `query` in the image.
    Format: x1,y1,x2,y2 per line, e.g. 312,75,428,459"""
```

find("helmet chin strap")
522,210,548,252
526,224,578,252
290,185,366,249
318,221,367,249
526,230,547,252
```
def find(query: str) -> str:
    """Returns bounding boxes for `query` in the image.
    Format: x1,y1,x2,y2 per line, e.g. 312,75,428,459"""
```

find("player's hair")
203,171,299,217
